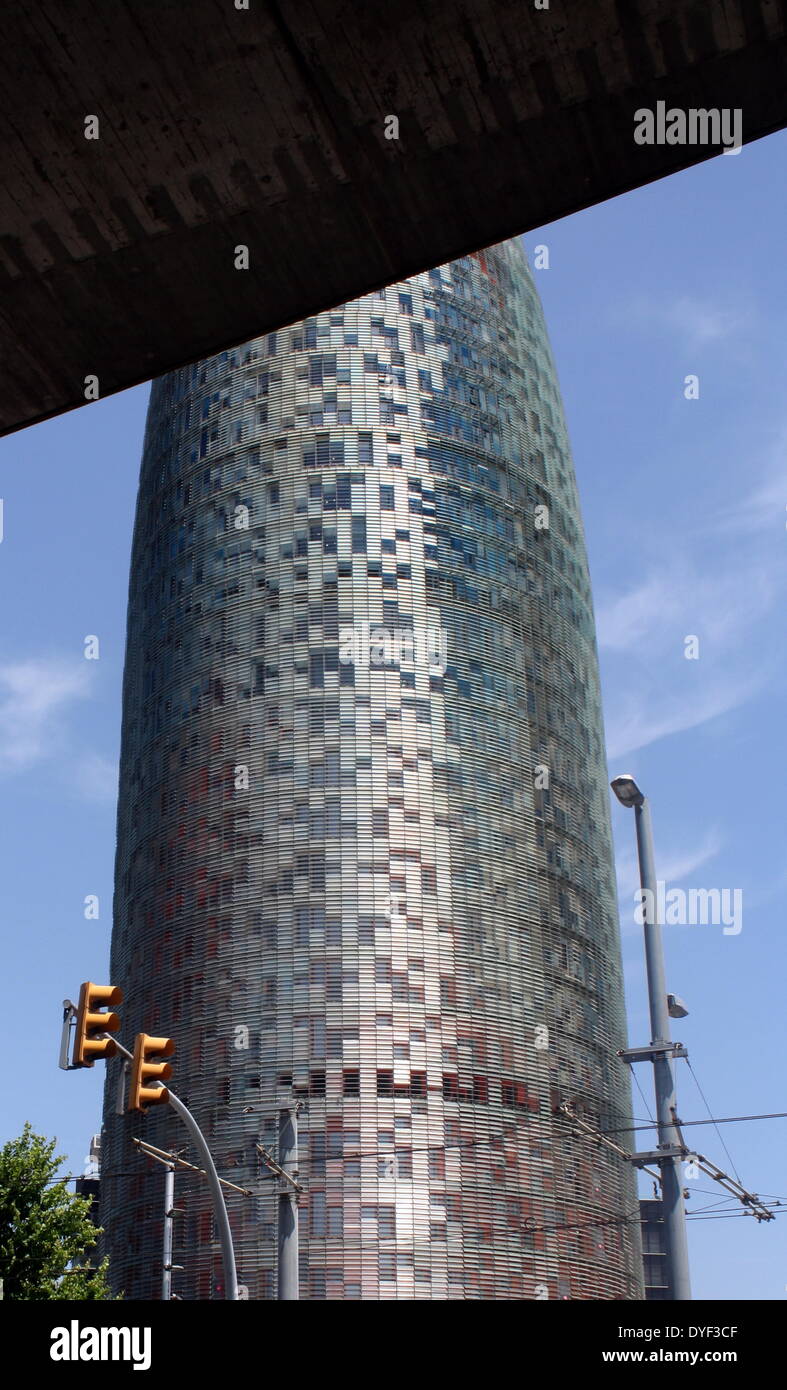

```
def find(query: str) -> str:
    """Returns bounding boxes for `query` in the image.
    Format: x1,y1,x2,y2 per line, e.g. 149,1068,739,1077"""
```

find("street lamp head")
668,993,689,1019
610,774,645,808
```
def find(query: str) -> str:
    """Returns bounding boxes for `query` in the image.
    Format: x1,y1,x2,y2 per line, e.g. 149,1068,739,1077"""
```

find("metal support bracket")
256,1143,303,1195
619,1042,688,1063
630,1146,689,1167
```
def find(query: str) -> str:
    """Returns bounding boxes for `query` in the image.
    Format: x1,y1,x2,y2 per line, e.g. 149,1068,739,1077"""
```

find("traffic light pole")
65,990,239,1302
111,1038,239,1301
165,1089,239,1302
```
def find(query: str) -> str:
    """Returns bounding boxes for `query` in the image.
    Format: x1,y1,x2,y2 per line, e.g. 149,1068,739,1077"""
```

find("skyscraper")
102,238,643,1300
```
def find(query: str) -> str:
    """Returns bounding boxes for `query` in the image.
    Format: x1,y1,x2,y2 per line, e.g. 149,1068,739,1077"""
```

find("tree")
0,1123,117,1299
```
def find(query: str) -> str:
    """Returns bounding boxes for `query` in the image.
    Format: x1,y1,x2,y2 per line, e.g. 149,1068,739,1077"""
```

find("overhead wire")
683,1056,744,1187
630,1068,656,1128
52,1105,787,1178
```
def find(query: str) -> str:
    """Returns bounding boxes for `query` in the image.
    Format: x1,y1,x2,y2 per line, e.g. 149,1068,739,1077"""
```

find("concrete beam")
1,0,785,437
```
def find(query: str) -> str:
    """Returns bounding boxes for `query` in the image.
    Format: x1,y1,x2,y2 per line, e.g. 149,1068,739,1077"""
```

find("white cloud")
597,564,776,657
660,296,745,348
604,674,761,760
0,660,90,772
707,452,787,537
596,520,781,758
597,573,684,652
656,828,723,884
617,294,750,351
615,828,721,900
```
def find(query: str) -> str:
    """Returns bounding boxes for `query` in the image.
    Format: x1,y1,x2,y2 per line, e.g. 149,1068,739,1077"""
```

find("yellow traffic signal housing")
72,982,123,1067
129,1033,174,1110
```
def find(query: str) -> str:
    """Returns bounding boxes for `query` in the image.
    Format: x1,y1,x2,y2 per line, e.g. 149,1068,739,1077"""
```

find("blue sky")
0,130,784,1299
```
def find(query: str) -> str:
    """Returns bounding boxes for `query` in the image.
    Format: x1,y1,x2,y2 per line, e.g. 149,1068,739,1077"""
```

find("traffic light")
72,982,123,1067
129,1033,174,1110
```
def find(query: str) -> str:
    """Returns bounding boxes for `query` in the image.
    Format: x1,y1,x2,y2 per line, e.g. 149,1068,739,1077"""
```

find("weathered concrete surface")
1,0,785,437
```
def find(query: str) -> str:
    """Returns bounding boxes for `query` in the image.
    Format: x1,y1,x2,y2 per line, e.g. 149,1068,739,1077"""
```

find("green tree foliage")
0,1124,117,1300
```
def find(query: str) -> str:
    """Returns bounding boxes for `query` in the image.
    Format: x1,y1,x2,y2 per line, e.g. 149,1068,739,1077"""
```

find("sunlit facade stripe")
101,238,643,1300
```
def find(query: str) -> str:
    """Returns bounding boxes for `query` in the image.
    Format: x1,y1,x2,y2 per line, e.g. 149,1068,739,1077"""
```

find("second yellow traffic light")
129,1033,175,1110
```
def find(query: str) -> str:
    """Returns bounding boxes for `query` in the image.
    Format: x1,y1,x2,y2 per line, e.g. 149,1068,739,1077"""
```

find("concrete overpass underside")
1,0,785,437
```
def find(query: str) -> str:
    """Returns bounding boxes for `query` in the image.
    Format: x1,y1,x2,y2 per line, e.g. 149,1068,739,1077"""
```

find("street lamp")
611,774,692,1301
610,773,644,809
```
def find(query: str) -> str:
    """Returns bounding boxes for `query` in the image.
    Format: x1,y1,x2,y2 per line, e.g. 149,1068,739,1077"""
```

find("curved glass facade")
102,238,643,1300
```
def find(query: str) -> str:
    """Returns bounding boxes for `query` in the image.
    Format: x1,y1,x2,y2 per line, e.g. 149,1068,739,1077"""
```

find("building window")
351,516,367,554
501,1078,538,1110
472,1075,488,1104
379,1206,395,1239
358,432,373,464
443,1074,459,1101
310,1192,326,1237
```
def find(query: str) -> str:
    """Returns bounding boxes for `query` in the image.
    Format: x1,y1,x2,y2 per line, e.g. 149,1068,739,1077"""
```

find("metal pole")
115,1059,129,1116
108,1040,239,1301
59,1001,76,1070
166,1090,239,1301
634,797,692,1301
162,1163,175,1302
277,1100,299,1300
